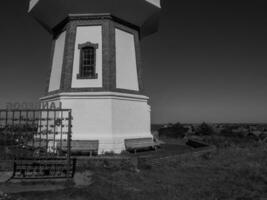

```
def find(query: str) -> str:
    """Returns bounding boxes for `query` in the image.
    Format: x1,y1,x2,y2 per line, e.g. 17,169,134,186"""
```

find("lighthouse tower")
28,0,161,153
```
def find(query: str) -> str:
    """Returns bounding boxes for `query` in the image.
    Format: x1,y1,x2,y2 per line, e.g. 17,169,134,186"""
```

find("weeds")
10,141,267,200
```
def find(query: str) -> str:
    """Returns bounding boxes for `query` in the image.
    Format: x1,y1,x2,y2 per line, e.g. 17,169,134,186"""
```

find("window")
77,42,99,79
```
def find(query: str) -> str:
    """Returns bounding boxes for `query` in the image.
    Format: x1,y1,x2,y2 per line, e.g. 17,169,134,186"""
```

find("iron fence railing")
0,109,74,179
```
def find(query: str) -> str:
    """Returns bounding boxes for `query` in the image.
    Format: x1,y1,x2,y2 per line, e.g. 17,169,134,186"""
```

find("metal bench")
11,158,76,180
125,138,158,153
61,140,99,156
185,138,209,148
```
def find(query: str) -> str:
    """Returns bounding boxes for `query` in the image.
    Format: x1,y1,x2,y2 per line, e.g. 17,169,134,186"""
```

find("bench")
11,158,76,180
61,140,99,156
186,138,209,148
125,138,158,153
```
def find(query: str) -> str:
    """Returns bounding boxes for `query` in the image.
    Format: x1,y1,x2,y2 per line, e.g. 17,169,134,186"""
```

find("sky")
0,0,266,124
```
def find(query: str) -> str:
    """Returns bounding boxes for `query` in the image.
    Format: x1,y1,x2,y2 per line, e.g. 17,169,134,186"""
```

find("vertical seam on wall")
64,21,77,91
102,21,109,91
110,20,116,91
60,23,70,91
134,30,144,93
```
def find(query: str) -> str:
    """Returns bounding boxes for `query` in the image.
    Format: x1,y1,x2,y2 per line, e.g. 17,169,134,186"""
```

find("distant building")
232,127,249,136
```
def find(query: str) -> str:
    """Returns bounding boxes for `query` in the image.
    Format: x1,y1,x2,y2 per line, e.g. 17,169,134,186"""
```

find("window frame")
77,42,99,79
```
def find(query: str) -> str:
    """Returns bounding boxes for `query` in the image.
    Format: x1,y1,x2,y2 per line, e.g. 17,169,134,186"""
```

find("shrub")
158,123,188,139
195,123,215,136
102,151,116,156
220,126,248,138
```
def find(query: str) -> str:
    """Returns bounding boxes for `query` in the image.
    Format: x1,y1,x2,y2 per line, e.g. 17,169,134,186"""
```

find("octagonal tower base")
41,92,152,154
30,0,162,154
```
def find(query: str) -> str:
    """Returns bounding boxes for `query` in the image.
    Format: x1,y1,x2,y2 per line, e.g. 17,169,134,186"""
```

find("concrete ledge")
41,92,149,102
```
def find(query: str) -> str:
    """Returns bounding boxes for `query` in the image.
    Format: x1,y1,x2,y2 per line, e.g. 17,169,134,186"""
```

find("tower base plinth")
40,92,152,154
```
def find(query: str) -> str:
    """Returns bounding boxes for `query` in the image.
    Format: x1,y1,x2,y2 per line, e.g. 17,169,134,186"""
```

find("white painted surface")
48,31,66,92
146,0,161,7
71,26,103,88
112,99,151,137
41,92,152,153
41,92,149,101
115,29,139,91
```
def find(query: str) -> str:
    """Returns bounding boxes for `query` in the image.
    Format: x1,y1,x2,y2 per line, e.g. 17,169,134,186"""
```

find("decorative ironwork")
0,109,74,180
12,158,76,180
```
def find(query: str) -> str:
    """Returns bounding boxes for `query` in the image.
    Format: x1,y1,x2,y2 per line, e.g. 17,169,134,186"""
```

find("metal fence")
0,109,74,179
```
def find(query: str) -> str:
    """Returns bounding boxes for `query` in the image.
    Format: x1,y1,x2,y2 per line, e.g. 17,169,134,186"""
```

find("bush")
158,123,188,139
220,127,247,138
195,123,215,136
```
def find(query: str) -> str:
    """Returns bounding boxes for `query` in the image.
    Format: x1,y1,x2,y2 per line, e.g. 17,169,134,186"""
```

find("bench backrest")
125,138,155,149
61,140,99,151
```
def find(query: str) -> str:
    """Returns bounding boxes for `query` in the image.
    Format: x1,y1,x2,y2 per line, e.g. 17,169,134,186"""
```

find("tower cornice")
53,14,140,36
28,0,161,38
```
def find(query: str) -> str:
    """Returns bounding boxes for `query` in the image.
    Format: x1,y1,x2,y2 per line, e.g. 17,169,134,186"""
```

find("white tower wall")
49,31,66,92
115,29,139,91
41,92,152,154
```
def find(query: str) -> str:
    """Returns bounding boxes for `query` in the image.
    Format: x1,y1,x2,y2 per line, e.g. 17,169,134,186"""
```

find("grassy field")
9,141,267,200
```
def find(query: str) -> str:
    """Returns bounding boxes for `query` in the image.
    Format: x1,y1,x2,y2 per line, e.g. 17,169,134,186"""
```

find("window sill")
76,73,98,80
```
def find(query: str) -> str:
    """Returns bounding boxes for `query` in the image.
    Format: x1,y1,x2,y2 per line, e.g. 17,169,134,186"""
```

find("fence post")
67,110,72,179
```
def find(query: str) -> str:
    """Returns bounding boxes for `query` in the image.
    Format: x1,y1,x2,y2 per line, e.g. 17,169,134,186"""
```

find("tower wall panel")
49,31,66,92
71,26,103,88
115,29,139,91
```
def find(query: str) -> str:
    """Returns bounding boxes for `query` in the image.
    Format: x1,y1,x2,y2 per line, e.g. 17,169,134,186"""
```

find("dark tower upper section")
29,0,161,39
28,0,161,96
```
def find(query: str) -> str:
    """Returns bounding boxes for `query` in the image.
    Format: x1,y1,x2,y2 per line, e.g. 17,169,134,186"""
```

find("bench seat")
125,138,158,153
61,140,99,156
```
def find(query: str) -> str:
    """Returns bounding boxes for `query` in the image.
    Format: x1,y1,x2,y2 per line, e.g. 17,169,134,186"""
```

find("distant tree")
0,125,35,146
158,122,189,138
196,122,214,136
220,126,233,137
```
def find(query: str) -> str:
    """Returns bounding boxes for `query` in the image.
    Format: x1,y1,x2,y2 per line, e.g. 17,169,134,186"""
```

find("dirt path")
0,170,93,194
0,182,66,194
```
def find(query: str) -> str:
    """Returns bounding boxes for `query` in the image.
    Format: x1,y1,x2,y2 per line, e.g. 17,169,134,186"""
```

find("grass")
10,141,267,200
